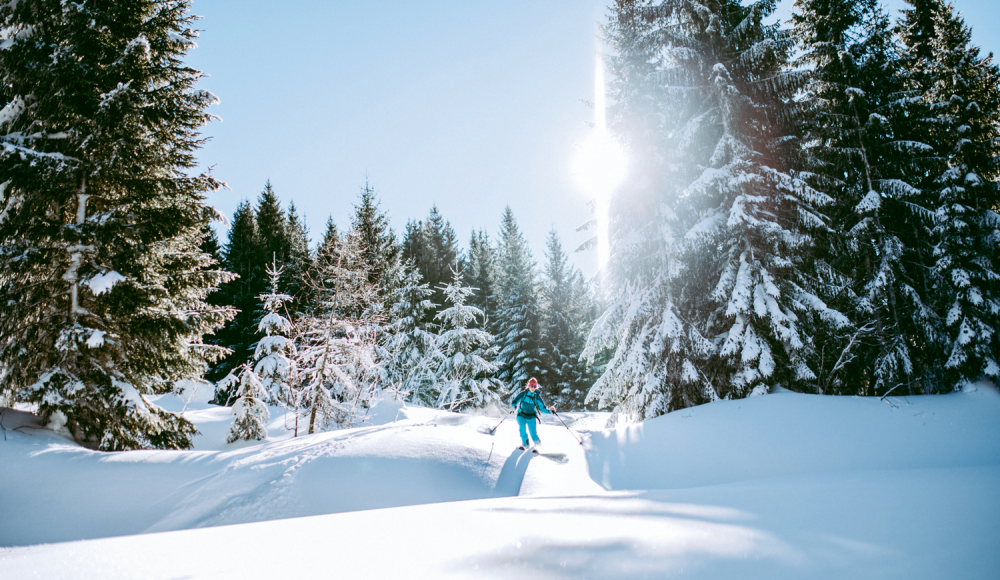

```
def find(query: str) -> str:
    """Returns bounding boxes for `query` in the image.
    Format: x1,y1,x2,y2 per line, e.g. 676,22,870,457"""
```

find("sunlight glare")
571,53,626,271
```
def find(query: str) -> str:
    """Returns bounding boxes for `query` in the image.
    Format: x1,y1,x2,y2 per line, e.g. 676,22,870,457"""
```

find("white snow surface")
1,384,998,579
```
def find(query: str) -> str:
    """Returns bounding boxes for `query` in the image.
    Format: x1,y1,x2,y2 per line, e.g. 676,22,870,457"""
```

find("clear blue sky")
189,0,1000,279
189,0,609,276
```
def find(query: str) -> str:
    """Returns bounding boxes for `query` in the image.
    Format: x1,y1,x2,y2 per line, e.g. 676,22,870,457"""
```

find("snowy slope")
1,385,998,579
0,395,554,546
587,385,1000,489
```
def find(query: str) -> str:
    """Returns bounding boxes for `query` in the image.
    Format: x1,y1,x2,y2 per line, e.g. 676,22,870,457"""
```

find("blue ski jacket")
511,389,552,419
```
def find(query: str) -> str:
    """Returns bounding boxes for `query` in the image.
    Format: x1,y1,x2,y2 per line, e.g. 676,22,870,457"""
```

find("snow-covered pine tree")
585,0,847,423
583,0,716,422
793,0,939,396
315,217,340,269
462,229,498,330
434,279,503,410
0,0,235,449
299,216,340,312
351,180,400,298
295,231,384,433
539,229,594,410
282,201,311,315
210,183,299,387
898,0,1000,391
256,180,292,272
383,263,439,406
223,363,269,443
492,206,542,392
253,260,296,406
402,206,459,326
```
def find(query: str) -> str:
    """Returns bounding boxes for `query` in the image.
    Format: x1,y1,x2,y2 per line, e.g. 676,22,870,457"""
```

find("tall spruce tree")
0,0,234,449
492,206,542,391
209,200,264,387
793,0,939,396
585,0,848,423
402,206,459,325
295,230,384,432
383,263,439,406
539,229,594,410
463,229,498,330
433,279,503,410
898,0,1000,391
199,222,224,268
255,180,291,268
351,180,400,297
283,200,311,313
401,218,423,265
313,217,340,274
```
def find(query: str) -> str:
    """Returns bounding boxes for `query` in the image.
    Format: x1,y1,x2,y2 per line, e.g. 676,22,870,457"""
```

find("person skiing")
511,377,553,451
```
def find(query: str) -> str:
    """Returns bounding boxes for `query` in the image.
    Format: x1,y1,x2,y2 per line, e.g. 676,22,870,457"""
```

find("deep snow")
1,383,998,579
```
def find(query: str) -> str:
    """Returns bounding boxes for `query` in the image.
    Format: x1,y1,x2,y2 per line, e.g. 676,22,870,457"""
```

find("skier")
510,377,554,451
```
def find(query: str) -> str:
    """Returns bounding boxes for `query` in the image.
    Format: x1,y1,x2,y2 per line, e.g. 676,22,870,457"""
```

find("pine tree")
401,218,424,266
538,229,594,410
434,279,503,410
793,0,939,396
898,0,1000,391
209,200,265,387
283,201,311,314
255,180,291,269
0,0,234,449
425,206,460,304
351,180,400,296
585,0,848,423
492,206,542,391
296,231,384,433
223,255,295,443
199,222,224,268
312,216,340,275
222,363,270,443
253,260,296,405
463,229,498,330
402,206,459,325
383,263,439,406
584,0,716,422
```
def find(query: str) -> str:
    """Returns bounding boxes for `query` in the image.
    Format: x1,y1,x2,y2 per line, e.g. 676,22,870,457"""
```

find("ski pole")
488,408,513,434
552,411,583,445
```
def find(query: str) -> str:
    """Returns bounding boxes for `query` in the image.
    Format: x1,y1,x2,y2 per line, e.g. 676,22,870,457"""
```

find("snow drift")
1,385,998,579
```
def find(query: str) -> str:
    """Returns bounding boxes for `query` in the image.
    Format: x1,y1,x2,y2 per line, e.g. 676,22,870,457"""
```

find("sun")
571,129,627,197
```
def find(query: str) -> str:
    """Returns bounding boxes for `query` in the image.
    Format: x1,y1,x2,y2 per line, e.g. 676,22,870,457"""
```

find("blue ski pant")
517,415,540,446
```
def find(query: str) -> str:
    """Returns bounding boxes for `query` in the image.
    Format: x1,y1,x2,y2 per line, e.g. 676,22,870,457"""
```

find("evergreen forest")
0,0,997,448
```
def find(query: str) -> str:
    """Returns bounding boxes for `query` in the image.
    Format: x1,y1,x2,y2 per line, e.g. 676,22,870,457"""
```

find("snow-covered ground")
1,383,998,579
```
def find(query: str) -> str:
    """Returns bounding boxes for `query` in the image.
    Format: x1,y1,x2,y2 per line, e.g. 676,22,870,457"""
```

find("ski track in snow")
1,386,998,579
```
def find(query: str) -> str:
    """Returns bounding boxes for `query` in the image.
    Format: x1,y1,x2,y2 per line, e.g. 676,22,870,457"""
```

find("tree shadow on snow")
456,493,793,580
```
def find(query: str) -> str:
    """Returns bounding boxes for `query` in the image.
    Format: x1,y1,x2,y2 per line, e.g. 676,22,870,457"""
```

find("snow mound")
586,388,1000,490
2,388,998,579
0,402,532,547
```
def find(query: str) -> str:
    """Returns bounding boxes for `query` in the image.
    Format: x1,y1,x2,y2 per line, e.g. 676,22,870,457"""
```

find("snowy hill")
587,384,1000,489
1,385,998,579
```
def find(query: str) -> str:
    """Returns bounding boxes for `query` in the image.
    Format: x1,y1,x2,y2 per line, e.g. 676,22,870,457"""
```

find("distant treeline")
204,179,603,438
